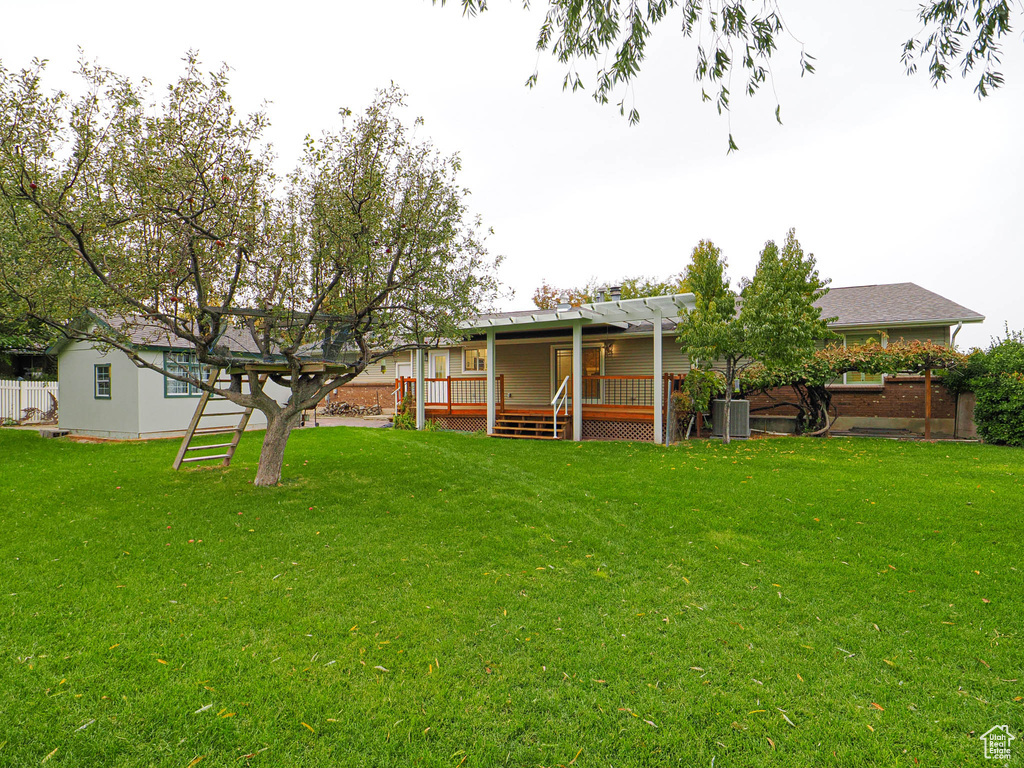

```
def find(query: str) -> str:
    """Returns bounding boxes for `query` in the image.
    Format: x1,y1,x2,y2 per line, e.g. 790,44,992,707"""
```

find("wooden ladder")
172,368,266,470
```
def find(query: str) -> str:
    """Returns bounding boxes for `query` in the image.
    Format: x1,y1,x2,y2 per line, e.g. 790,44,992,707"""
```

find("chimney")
556,293,571,310
608,285,622,301
596,285,606,302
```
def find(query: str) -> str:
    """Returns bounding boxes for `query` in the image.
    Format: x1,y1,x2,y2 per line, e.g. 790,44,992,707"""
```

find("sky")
2,0,1021,349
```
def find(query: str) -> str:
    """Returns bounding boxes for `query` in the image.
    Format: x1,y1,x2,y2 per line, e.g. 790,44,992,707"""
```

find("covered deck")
400,292,697,443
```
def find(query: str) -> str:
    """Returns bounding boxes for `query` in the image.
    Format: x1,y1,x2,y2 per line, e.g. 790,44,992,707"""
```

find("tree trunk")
253,409,300,487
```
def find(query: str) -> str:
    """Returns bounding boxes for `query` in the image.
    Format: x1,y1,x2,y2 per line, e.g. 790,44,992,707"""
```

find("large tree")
441,1,1017,146
676,230,831,443
0,56,499,486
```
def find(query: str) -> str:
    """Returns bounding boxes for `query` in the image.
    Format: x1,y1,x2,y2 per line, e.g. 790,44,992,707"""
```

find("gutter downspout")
950,321,963,437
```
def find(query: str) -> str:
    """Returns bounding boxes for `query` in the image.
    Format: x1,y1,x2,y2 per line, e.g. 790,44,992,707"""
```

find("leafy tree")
531,272,687,309
440,0,1018,146
0,215,61,367
0,56,499,486
676,231,830,443
531,279,598,309
943,328,1024,446
743,340,966,434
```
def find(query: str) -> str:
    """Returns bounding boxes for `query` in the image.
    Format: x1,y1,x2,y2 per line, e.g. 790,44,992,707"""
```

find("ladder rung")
200,411,246,417
192,427,241,435
185,442,234,450
180,453,232,463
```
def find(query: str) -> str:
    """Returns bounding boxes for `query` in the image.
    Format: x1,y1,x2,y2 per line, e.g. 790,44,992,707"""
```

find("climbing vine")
741,340,966,434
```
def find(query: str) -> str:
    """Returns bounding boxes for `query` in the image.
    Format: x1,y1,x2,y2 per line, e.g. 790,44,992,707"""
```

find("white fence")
0,379,59,422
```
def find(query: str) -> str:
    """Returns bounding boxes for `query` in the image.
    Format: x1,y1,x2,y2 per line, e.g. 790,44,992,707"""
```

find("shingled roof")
44,310,271,358
815,283,984,328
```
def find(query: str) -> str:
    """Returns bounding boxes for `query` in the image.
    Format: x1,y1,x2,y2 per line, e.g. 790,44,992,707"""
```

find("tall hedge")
946,329,1024,446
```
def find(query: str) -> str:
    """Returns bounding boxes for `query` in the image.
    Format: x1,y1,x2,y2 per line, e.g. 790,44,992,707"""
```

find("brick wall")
748,377,955,420
325,383,395,409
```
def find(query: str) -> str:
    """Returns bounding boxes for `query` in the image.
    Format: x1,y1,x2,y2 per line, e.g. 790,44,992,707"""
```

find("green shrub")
392,394,416,430
683,368,726,413
954,328,1024,446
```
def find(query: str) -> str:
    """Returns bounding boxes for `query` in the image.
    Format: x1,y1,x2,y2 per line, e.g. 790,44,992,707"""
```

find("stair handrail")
392,377,411,413
551,375,570,438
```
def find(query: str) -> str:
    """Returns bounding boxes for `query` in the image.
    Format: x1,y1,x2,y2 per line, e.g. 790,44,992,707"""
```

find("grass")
0,427,1021,767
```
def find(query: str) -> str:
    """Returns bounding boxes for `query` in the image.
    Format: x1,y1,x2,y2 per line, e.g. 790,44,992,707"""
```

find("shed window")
94,364,111,399
164,351,202,397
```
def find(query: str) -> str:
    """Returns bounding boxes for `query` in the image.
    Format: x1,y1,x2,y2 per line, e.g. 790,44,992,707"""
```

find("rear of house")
332,282,984,441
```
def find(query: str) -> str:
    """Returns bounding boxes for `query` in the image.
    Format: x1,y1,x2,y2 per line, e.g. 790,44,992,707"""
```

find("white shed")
52,316,292,440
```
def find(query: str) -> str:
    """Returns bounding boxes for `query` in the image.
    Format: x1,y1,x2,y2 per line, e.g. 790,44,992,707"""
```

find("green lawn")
0,427,1021,767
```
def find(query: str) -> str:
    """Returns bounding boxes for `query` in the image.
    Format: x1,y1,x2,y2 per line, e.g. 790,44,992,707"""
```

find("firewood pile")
319,401,382,417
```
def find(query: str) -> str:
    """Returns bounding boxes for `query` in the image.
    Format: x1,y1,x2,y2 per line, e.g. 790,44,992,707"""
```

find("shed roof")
48,310,270,358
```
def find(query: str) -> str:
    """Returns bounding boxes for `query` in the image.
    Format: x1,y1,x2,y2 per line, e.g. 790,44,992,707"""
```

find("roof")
816,283,984,327
49,310,271,358
464,283,984,336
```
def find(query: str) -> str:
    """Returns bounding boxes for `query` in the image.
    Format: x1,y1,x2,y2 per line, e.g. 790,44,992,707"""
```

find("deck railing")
393,372,686,418
394,375,505,414
582,375,653,407
577,373,688,410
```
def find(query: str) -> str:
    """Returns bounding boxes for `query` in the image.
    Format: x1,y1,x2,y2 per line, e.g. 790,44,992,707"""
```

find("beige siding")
605,336,690,376
888,325,949,345
495,342,553,407
829,325,951,347
349,355,400,385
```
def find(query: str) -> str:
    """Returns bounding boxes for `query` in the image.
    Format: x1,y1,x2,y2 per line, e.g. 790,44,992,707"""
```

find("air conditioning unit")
711,399,750,439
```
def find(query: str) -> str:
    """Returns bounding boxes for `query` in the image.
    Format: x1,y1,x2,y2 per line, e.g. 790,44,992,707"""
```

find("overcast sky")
3,0,1020,348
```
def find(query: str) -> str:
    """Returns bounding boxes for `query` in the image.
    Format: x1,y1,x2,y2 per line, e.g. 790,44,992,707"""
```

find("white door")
395,361,412,410
428,351,449,405
554,347,603,404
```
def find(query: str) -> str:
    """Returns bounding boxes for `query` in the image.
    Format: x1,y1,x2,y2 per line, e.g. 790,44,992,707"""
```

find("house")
50,312,292,440
341,282,983,441
0,346,57,380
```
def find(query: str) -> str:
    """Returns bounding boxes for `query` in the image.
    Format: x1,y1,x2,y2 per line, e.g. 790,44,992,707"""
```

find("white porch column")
653,309,663,445
415,347,425,430
572,321,583,442
486,329,496,435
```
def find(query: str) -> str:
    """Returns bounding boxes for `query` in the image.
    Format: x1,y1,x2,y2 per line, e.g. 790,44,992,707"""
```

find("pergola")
407,293,697,442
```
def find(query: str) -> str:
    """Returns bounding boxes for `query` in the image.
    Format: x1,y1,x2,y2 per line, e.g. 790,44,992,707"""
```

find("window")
164,351,203,397
464,347,487,372
843,333,883,385
94,364,111,399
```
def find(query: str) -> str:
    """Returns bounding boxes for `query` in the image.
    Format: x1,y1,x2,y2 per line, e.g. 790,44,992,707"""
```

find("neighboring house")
0,346,56,380
50,312,292,440
339,282,983,441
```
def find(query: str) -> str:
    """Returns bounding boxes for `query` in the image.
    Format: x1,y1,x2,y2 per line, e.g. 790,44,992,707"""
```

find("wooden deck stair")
490,412,570,440
172,369,267,469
